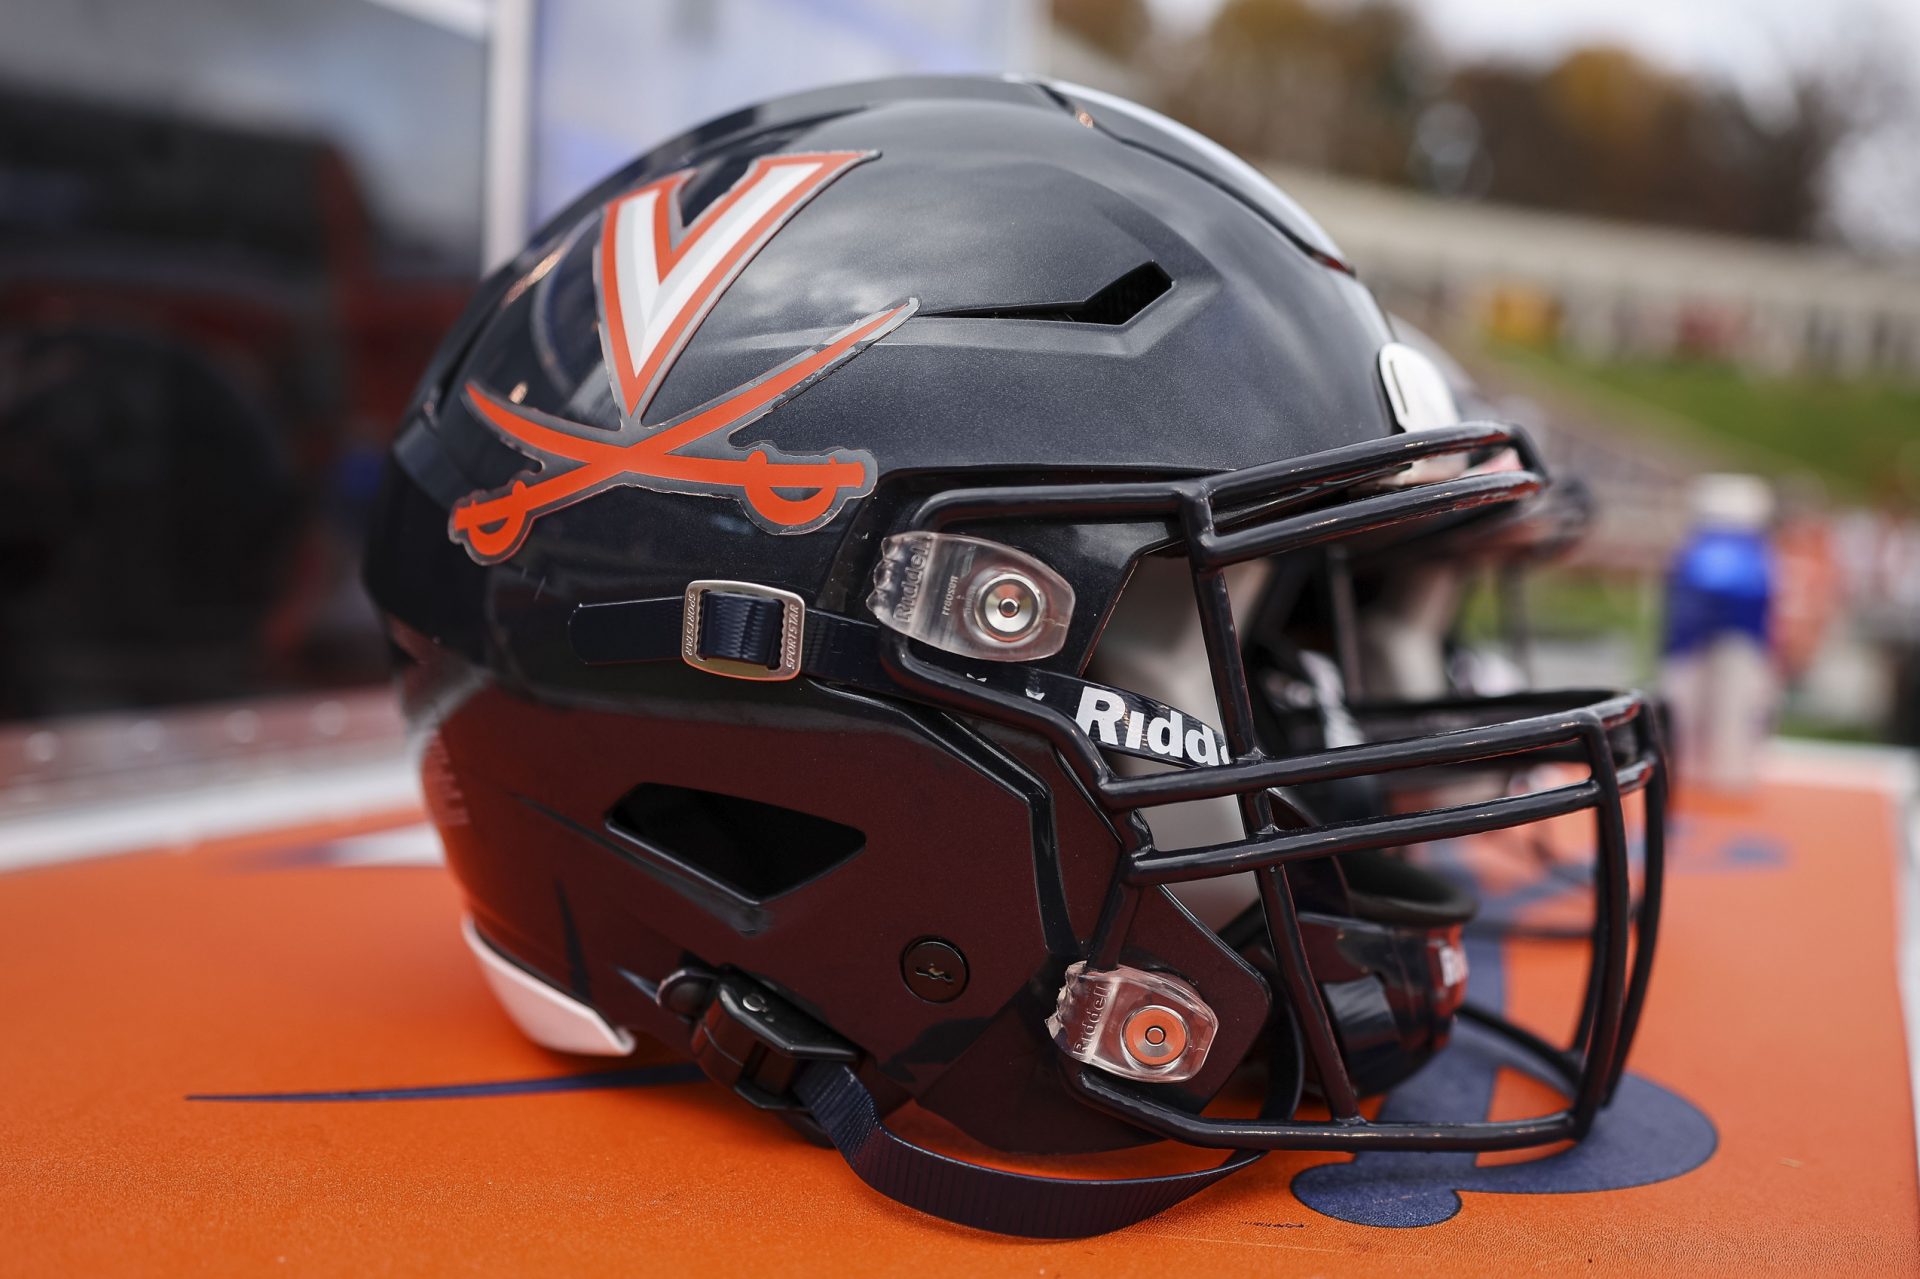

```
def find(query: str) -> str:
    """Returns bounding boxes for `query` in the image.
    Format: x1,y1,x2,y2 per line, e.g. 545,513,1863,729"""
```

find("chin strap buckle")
682,580,806,681
690,972,857,1116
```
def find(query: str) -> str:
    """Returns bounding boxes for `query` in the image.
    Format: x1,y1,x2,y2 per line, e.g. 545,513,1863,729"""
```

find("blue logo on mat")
1291,933,1716,1227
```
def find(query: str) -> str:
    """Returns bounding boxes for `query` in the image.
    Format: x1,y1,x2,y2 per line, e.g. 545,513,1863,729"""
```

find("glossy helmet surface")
364,75,1664,1238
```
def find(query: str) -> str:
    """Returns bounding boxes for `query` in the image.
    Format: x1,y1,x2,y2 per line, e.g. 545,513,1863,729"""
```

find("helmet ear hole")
1338,849,1478,928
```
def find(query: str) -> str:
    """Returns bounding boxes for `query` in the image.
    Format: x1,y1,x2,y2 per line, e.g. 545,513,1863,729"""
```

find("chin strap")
685,969,1289,1239
793,1062,1261,1239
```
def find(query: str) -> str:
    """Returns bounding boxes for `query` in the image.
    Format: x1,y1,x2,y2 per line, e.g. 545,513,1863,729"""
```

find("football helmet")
364,76,1664,1237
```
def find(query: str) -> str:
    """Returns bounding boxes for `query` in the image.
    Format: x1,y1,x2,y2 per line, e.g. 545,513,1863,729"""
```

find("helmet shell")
367,75,1405,1155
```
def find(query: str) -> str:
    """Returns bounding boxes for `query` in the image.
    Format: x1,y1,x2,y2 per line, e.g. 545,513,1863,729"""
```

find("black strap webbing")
794,1063,1260,1239
569,593,1231,771
696,591,786,668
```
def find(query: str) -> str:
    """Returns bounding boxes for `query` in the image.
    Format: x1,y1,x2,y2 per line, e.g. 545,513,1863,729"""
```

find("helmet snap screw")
975,573,1041,640
901,938,969,1003
1122,1004,1190,1068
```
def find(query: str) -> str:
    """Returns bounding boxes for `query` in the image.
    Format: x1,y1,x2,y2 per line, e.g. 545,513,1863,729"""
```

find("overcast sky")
1146,0,1920,250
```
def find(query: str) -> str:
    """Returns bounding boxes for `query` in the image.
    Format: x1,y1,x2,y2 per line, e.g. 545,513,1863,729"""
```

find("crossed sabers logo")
450,151,912,564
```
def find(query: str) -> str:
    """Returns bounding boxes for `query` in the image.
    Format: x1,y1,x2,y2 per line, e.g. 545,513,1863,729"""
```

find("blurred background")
2,0,1916,858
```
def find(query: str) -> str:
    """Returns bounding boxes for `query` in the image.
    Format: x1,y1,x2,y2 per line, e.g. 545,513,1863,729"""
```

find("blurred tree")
1446,46,1848,240
1125,0,1885,246
1165,0,1430,182
1053,0,1152,61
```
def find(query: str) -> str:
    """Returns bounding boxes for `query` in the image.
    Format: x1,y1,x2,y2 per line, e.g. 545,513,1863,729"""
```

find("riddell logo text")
894,541,931,623
1072,985,1107,1056
1074,688,1228,767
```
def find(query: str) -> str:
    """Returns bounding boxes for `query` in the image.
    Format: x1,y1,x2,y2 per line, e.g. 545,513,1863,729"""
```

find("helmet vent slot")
605,783,865,901
928,262,1171,326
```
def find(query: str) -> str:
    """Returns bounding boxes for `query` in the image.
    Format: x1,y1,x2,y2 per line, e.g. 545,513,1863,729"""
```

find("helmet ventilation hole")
927,262,1171,325
606,783,865,902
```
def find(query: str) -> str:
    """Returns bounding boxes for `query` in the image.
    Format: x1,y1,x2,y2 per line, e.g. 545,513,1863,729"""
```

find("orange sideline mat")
2,769,1916,1275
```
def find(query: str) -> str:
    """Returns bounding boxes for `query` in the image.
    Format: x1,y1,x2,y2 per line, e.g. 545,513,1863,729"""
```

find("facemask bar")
874,421,1666,1154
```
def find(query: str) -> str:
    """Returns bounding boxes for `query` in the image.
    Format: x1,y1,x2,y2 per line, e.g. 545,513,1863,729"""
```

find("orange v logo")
449,151,906,565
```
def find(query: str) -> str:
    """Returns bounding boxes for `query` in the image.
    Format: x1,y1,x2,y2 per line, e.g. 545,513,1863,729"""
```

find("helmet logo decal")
449,150,906,563
600,151,875,422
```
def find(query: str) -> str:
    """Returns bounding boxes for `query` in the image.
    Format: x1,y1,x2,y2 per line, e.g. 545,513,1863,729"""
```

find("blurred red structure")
0,88,471,716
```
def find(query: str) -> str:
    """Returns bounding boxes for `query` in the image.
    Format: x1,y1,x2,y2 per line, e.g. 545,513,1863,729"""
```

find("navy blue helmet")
364,76,1663,1237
